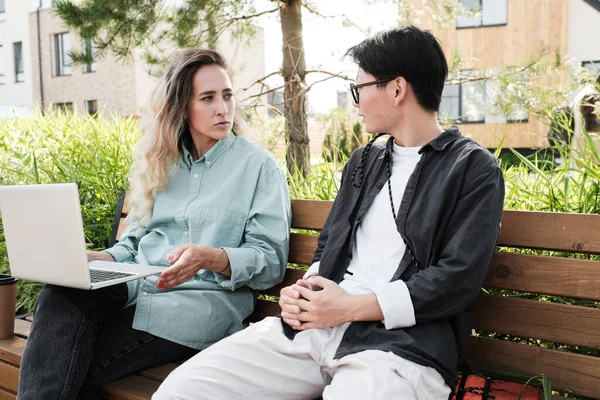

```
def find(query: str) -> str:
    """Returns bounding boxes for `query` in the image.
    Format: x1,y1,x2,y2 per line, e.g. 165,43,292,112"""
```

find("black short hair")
345,26,448,112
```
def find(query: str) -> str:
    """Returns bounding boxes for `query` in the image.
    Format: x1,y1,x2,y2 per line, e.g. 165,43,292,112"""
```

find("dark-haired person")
154,26,505,400
17,49,291,399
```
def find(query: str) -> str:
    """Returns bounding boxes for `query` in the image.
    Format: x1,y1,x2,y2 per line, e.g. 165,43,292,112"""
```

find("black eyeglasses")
349,77,396,104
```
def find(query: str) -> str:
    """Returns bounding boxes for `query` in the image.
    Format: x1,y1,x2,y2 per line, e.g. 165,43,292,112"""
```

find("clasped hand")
279,276,353,330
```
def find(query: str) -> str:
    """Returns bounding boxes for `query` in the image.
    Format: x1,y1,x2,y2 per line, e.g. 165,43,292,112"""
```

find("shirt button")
347,250,352,258
183,232,188,236
143,292,148,297
206,161,211,166
356,215,362,222
194,174,199,178
376,183,383,189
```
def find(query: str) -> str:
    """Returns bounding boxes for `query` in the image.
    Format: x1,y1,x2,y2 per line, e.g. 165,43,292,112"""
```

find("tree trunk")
280,0,310,178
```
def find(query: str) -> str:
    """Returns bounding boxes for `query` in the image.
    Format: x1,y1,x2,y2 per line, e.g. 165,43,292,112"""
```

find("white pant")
153,317,451,400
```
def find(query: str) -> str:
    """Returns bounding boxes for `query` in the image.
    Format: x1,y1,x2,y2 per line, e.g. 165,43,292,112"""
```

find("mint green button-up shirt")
104,132,291,350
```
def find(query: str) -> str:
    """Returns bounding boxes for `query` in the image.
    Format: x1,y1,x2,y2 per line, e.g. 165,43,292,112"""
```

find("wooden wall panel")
408,0,571,149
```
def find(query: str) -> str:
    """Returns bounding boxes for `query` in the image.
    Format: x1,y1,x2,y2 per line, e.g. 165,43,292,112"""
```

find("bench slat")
467,336,600,399
13,320,31,339
499,210,600,254
291,200,332,231
485,252,600,300
0,362,19,393
262,269,306,297
247,300,280,323
288,233,318,265
115,218,129,244
0,387,16,400
110,192,128,247
474,294,600,350
138,363,179,383
121,193,132,216
101,375,159,400
0,337,25,366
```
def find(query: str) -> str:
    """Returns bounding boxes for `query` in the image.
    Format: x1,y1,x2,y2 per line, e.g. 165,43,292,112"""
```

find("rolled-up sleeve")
302,261,320,279
104,217,147,263
372,279,416,329
218,166,291,291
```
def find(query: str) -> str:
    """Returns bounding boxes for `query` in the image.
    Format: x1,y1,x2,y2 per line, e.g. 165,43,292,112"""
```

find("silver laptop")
0,183,164,290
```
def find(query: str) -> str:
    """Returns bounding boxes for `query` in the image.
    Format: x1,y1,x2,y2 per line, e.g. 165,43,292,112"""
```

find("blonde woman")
17,49,291,400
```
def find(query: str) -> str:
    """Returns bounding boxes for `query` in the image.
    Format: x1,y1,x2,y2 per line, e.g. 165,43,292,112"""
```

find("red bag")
452,374,541,400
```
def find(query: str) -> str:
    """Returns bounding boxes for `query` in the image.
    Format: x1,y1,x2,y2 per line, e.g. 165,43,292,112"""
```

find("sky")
253,0,399,114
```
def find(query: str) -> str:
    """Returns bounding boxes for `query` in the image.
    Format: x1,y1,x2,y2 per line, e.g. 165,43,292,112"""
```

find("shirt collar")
181,131,236,169
419,126,461,153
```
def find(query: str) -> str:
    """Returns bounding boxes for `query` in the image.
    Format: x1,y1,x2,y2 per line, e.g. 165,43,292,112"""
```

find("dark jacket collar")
419,126,461,154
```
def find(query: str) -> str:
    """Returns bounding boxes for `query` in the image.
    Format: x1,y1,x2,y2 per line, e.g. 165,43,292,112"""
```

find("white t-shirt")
305,141,421,329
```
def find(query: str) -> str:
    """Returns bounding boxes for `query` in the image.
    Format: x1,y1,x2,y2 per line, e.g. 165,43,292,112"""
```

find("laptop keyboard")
90,269,136,283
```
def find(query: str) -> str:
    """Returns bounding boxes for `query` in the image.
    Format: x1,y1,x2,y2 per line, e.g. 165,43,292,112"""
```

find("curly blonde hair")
129,49,242,227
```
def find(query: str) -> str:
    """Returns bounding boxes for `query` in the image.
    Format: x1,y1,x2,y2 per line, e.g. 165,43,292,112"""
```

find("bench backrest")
111,192,600,399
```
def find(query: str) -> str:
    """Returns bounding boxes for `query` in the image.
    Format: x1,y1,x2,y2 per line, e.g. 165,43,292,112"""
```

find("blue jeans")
17,284,197,400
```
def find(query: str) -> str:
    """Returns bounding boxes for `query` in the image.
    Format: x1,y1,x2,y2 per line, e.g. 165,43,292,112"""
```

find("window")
0,0,5,14
0,45,5,85
53,33,72,76
439,84,460,121
461,77,486,122
53,102,73,113
439,71,528,124
457,0,508,28
13,42,24,82
583,61,600,74
83,38,96,73
86,100,98,116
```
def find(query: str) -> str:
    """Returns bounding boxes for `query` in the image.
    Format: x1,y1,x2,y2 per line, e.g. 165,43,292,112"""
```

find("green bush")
503,149,600,214
0,111,138,314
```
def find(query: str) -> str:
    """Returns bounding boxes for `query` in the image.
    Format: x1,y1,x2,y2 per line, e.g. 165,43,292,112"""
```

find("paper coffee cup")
0,274,17,340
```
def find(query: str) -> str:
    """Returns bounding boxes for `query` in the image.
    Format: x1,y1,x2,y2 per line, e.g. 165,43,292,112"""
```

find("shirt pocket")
188,205,246,248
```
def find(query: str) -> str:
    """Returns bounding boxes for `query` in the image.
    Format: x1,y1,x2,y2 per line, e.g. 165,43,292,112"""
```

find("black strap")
482,377,492,400
455,374,469,400
458,375,496,400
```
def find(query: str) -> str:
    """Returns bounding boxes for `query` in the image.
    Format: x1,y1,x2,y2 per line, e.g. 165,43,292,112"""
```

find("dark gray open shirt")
314,127,505,389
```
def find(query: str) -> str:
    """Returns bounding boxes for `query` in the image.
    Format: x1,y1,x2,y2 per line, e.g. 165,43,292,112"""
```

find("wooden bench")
1,193,600,399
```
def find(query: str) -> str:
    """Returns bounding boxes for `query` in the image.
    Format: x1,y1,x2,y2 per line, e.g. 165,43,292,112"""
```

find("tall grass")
503,155,600,214
0,112,138,313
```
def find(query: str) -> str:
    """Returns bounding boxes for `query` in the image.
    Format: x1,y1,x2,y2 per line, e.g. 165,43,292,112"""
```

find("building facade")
407,0,600,149
0,0,266,117
0,0,35,116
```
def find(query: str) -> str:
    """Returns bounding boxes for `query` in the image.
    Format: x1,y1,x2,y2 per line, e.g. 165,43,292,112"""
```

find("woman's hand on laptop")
87,251,115,262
